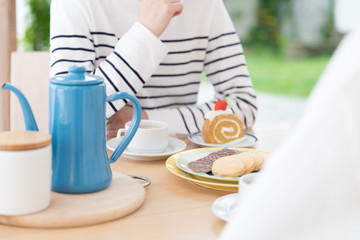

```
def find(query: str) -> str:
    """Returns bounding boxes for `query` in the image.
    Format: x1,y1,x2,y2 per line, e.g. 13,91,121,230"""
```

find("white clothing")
219,28,360,240
50,0,257,134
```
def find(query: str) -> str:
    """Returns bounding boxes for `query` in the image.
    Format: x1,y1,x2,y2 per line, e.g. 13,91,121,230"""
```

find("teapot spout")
2,83,38,131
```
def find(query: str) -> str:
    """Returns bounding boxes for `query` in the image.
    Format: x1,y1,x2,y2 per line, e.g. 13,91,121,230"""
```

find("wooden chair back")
10,51,49,133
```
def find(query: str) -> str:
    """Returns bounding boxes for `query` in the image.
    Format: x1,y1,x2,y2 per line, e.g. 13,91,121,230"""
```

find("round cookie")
212,154,246,177
244,152,265,171
238,152,257,174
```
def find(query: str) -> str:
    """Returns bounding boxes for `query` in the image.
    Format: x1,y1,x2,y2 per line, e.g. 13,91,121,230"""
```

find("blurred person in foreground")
50,0,257,137
219,0,360,239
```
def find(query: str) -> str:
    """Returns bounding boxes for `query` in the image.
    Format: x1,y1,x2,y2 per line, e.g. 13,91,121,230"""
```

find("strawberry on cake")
202,99,244,144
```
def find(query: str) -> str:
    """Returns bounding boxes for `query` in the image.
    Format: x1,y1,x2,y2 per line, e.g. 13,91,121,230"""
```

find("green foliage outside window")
22,0,50,51
244,0,283,50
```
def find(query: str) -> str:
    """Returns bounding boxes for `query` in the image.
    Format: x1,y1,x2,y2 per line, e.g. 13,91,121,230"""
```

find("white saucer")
107,137,187,161
212,193,239,222
188,133,258,148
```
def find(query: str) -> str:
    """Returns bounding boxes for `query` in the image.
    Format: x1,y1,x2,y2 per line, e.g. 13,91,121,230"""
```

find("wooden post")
0,0,17,131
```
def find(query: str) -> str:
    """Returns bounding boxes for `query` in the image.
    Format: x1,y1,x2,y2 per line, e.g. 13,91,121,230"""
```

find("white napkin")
219,28,360,240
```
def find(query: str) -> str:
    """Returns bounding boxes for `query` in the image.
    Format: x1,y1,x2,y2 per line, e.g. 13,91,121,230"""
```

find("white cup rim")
125,120,168,130
117,120,169,153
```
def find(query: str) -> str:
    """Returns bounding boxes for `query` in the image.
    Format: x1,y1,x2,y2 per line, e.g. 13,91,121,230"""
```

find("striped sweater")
50,0,257,134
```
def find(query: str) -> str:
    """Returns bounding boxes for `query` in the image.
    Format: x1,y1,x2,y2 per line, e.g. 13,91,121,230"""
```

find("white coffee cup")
0,131,52,216
238,172,259,198
117,120,169,154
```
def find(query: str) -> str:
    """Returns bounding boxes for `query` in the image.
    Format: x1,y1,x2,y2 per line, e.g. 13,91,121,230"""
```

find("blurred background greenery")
224,0,340,97
22,0,50,51
22,0,341,98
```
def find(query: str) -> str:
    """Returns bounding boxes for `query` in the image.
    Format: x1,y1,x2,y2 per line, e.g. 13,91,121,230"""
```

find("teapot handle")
106,92,142,163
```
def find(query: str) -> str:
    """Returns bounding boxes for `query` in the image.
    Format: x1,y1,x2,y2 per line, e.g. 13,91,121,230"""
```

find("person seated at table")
49,0,257,138
219,0,360,239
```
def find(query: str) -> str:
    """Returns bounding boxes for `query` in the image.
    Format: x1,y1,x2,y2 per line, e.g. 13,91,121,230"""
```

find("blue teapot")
2,66,141,194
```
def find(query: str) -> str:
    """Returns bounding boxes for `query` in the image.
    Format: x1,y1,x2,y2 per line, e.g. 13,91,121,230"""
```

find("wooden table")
0,121,297,240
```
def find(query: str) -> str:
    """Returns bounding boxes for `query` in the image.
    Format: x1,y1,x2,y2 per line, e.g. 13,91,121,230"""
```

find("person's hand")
138,0,184,37
106,106,149,138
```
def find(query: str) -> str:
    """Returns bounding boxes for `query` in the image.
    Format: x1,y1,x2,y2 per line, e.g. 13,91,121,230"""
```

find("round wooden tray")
0,172,146,228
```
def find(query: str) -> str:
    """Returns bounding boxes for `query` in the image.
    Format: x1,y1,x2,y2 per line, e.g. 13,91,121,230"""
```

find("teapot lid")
50,65,103,86
0,131,51,151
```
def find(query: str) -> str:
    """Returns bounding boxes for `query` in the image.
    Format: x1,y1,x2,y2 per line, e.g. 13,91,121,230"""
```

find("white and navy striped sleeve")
50,0,96,77
50,0,168,118
146,0,257,134
203,0,257,129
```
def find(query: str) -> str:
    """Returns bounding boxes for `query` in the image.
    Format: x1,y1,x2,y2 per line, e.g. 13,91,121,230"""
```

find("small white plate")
107,137,187,161
212,193,239,222
188,133,257,148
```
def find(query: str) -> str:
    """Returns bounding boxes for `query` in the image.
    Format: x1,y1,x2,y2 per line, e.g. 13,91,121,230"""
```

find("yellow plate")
165,147,269,192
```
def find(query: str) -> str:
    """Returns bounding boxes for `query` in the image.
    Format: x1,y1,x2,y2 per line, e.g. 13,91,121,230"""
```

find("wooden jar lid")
0,131,51,151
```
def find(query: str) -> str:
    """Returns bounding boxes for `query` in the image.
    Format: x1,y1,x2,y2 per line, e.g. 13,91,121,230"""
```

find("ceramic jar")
0,131,52,215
